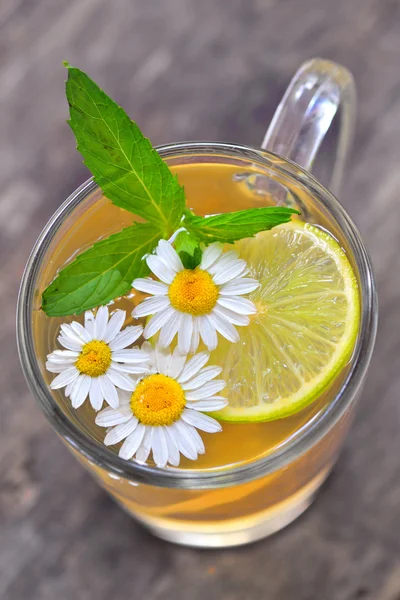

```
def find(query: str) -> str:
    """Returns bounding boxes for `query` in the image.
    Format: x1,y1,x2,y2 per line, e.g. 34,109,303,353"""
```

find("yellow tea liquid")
33,161,356,545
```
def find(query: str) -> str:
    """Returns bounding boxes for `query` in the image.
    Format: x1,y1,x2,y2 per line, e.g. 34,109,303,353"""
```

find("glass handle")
261,58,356,195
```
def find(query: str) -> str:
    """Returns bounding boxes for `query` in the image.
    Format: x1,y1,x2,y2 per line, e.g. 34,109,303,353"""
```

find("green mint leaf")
64,63,185,237
174,230,202,269
42,222,161,316
179,250,202,270
184,207,300,244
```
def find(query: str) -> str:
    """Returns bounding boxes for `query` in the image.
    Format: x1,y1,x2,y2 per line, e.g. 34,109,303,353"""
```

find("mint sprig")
65,62,185,237
184,206,300,244
174,230,202,269
42,64,299,317
42,223,161,317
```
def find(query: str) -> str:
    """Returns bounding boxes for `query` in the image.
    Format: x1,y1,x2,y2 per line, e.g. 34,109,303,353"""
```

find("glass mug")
17,59,377,548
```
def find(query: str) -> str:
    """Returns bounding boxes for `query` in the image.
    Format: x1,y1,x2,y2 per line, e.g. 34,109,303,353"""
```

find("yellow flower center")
75,340,112,377
168,268,219,315
130,374,186,426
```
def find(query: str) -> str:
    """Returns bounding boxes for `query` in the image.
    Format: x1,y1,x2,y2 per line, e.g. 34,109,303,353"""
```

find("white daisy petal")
171,421,198,460
212,260,248,285
110,362,149,376
208,311,240,343
217,296,257,315
135,427,153,463
152,344,170,374
60,324,85,347
94,306,109,340
141,341,153,354
47,350,79,365
220,277,260,296
185,380,226,400
89,377,104,411
70,374,91,408
119,423,146,460
181,409,222,433
98,375,119,408
67,375,83,403
106,368,136,391
167,227,186,245
163,426,180,466
84,310,96,339
70,321,92,343
111,349,149,363
132,296,170,318
218,261,249,281
117,391,133,407
46,360,66,373
144,307,175,339
151,427,169,468
47,349,78,361
190,317,200,354
57,335,82,352
104,417,138,445
109,326,143,351
182,366,223,391
198,315,218,351
208,251,239,274
65,381,74,397
46,357,77,367
166,347,187,379
181,422,205,454
186,398,228,411
146,255,176,284
156,240,184,273
46,361,75,374
178,313,193,355
104,310,126,343
132,278,169,296
50,367,79,390
49,349,80,359
213,305,250,326
158,311,183,348
200,243,223,270
95,405,133,427
177,352,210,383
215,249,239,261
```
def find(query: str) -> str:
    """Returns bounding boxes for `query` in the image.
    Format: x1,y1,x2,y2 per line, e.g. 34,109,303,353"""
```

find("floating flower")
132,240,259,354
46,306,149,410
95,343,227,467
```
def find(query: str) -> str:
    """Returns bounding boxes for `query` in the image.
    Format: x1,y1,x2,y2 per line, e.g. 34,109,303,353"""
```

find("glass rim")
17,141,378,489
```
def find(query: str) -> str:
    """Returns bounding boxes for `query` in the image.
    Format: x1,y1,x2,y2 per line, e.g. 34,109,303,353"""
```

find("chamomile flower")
132,240,259,354
46,306,149,410
95,343,227,467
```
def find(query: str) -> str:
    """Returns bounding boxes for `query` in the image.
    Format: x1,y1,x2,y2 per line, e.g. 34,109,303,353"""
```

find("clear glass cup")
17,59,377,548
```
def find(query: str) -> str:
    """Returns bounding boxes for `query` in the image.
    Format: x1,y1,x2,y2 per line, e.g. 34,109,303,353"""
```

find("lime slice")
212,221,360,422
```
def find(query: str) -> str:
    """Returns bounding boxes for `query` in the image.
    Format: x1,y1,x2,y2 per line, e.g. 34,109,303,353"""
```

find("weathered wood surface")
1,1,400,598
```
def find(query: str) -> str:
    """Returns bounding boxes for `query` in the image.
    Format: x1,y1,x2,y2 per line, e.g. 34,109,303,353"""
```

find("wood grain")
1,1,400,599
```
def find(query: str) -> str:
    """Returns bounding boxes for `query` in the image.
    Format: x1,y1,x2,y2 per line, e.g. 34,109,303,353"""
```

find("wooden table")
1,1,400,598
